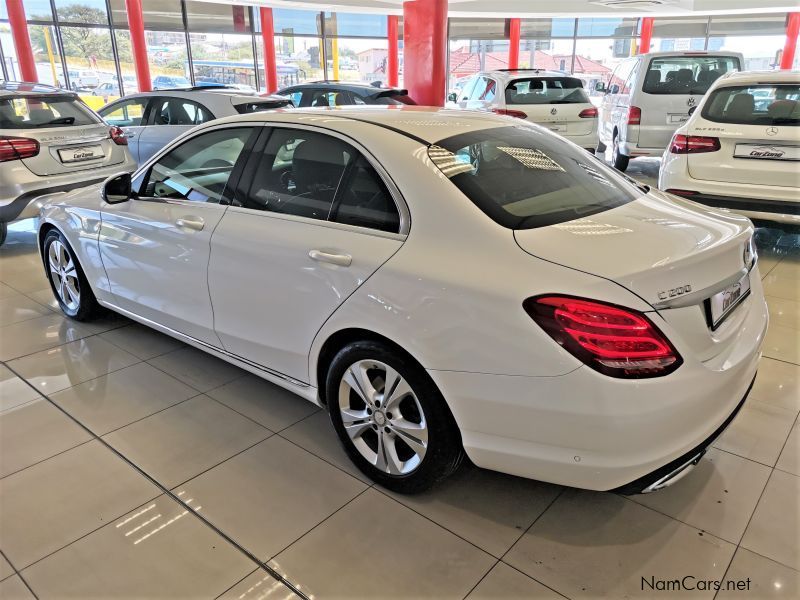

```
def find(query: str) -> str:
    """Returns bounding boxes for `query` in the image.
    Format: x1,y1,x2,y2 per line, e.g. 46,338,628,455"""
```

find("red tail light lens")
627,106,641,125
491,108,528,119
523,295,682,378
578,107,598,118
0,136,40,162
669,133,720,154
109,126,127,146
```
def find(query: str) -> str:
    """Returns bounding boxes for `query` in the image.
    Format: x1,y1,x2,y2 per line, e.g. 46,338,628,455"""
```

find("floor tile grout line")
0,319,129,363
96,326,190,363
201,389,308,437
276,430,371,487
92,392,204,438
0,439,95,482
461,557,501,599
497,559,573,600
213,567,262,600
757,354,800,368
144,352,250,396
0,548,39,599
2,362,312,600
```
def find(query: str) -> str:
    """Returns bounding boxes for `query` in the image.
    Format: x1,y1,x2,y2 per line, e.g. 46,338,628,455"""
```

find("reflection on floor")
0,209,798,599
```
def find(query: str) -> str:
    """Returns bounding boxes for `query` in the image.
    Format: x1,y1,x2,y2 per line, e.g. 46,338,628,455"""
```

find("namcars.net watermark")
642,576,751,592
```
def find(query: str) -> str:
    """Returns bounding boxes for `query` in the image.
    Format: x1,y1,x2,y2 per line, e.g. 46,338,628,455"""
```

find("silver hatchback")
0,82,135,245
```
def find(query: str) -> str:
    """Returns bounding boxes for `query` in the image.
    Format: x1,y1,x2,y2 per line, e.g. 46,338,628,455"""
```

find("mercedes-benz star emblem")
550,107,557,115
766,126,779,136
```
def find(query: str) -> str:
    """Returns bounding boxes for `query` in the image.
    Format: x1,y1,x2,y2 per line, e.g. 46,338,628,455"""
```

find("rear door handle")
175,216,205,231
308,249,352,267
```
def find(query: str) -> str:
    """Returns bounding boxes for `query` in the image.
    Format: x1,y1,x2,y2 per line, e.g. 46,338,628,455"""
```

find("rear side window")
331,155,400,233
0,96,100,128
100,98,148,127
702,84,800,126
643,56,740,95
152,98,213,126
506,78,589,105
429,125,641,229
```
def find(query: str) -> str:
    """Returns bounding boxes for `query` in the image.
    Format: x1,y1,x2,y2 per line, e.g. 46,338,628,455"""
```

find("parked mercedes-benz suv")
0,82,135,245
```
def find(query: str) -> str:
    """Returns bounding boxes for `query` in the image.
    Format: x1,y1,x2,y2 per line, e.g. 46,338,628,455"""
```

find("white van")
596,51,743,171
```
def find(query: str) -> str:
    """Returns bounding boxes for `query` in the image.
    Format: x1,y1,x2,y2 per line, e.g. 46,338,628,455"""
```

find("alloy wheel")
337,359,428,475
48,239,80,312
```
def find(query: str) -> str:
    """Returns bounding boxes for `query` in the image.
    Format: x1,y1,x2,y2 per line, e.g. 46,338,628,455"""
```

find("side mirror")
688,106,697,116
609,84,620,95
447,92,457,103
594,81,606,93
102,172,132,204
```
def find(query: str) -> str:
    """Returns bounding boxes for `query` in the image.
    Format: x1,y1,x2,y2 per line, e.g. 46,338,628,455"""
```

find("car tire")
43,229,101,321
326,340,464,493
612,134,630,172
0,221,6,246
596,140,607,154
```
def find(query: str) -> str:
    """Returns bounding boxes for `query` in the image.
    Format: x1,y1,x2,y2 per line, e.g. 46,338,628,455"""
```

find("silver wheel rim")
47,240,80,312
338,359,428,475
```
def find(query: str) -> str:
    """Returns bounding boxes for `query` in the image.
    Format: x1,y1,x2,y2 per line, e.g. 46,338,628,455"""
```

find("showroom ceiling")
226,0,797,18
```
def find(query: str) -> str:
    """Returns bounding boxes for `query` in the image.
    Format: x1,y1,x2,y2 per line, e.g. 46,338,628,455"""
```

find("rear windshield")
702,84,800,126
506,77,589,105
430,125,642,229
0,96,100,129
643,56,740,95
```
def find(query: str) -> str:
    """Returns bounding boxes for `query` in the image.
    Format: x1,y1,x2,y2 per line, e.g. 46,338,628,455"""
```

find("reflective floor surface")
0,200,798,598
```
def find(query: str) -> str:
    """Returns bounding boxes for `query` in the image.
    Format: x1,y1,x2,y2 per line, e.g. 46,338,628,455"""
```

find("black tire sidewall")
612,135,630,172
326,341,463,493
43,230,98,321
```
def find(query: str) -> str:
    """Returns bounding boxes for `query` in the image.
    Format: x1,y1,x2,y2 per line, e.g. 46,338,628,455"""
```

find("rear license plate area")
668,114,689,124
57,144,104,163
733,144,800,161
705,272,751,330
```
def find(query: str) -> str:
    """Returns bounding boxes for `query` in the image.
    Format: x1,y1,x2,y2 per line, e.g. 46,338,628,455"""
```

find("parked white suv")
597,51,743,171
659,70,800,225
448,69,599,152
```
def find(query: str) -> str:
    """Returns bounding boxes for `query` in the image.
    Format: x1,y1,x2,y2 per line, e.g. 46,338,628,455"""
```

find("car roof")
639,50,743,58
280,81,407,95
209,105,511,144
480,69,574,81
0,81,76,99
714,70,800,86
120,89,287,103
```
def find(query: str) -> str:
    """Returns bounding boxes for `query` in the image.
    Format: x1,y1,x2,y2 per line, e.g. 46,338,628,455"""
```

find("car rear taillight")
627,106,641,125
578,107,598,118
492,108,528,119
0,136,40,162
669,134,720,154
109,126,127,145
523,295,682,378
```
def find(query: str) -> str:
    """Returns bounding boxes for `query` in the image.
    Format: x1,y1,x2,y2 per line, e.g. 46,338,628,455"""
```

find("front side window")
0,96,101,129
140,127,253,203
702,84,800,126
506,77,590,105
152,98,213,126
100,98,148,127
643,56,740,95
429,125,642,229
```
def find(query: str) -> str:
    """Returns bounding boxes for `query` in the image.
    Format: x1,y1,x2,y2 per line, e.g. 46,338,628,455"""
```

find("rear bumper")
618,141,665,158
563,130,599,151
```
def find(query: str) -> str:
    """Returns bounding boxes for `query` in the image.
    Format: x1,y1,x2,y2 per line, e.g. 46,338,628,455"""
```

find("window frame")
99,96,153,128
229,122,409,238
132,123,259,205
146,96,215,127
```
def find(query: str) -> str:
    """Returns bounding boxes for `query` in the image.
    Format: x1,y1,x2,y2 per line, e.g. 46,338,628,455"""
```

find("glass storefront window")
324,12,387,38
259,35,322,87
60,25,115,90
185,1,251,34
273,8,321,36
5,0,53,22
576,18,639,37
521,18,576,38
573,38,627,102
28,24,66,87
189,32,255,87
449,19,506,40
108,0,183,30
54,0,108,25
708,35,787,70
333,37,388,84
0,24,20,81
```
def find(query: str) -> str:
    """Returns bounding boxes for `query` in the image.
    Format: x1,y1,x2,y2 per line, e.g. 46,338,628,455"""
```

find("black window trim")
146,96,214,126
229,122,410,238
132,123,260,206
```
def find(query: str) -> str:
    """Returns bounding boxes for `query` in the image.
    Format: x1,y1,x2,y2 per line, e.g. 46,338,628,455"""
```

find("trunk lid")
20,123,123,176
514,192,756,360
513,103,595,136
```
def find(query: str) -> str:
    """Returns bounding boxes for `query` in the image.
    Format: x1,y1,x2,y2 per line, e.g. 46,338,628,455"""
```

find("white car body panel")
659,70,800,224
39,107,767,491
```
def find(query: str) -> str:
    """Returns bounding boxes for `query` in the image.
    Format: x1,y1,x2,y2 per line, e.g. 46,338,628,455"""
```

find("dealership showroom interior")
1,0,800,597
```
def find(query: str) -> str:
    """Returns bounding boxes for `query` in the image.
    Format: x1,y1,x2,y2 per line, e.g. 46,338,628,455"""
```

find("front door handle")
308,249,352,267
175,216,205,231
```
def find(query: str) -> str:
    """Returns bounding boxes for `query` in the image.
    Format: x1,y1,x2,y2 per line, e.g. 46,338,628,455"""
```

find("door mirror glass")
609,84,620,95
594,81,606,93
447,92,457,103
102,172,132,204
688,105,697,116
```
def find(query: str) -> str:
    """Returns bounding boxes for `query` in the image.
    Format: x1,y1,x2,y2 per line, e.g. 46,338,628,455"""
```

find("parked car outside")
38,106,766,494
596,50,743,171
152,75,192,90
277,81,416,107
68,69,100,90
0,82,135,245
448,69,599,153
659,70,800,225
97,88,291,164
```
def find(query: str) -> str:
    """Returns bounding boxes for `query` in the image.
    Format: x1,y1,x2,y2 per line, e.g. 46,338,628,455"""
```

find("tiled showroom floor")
0,165,798,599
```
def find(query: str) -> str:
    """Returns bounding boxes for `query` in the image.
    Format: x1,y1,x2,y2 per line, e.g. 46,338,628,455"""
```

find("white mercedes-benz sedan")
37,107,767,494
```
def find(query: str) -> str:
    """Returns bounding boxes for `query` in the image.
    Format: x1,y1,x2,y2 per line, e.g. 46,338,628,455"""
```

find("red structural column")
260,7,278,93
508,18,520,70
6,0,37,82
780,12,800,70
402,0,447,106
387,15,399,87
638,17,654,55
125,0,151,92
